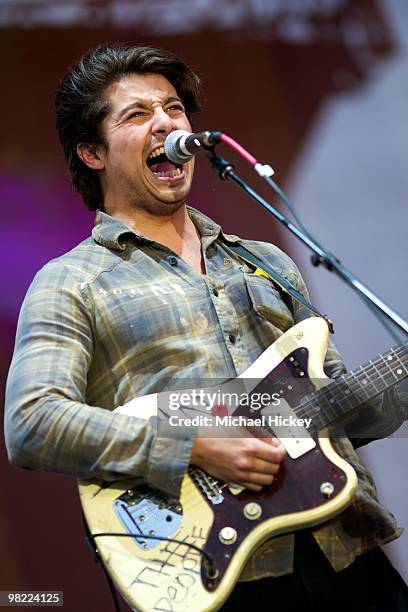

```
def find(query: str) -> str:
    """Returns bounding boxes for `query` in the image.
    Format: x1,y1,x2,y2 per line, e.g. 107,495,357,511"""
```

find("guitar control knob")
244,502,262,520
320,482,334,497
219,527,237,545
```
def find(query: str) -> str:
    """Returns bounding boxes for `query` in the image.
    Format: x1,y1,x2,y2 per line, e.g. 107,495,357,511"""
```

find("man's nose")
151,107,173,135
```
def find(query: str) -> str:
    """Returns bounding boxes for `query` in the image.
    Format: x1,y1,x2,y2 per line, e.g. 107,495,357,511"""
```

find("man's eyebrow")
117,96,184,120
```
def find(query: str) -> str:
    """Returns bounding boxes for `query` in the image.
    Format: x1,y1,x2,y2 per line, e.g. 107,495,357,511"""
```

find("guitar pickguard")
198,437,349,591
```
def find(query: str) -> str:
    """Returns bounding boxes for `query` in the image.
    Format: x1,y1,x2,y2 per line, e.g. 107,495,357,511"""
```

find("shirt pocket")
244,272,294,331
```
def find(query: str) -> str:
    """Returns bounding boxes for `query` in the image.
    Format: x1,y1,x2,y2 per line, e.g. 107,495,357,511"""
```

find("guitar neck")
298,344,408,433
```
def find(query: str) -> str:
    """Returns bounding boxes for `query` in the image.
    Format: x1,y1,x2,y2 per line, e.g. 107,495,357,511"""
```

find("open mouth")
146,145,183,179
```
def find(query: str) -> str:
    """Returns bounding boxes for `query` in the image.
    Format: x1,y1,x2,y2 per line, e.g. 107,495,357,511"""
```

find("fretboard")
295,344,408,432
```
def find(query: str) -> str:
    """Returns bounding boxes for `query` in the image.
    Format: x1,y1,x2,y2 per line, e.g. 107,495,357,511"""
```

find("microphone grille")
165,130,193,164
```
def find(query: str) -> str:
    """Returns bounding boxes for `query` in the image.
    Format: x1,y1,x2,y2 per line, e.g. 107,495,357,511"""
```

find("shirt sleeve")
287,259,407,443
4,262,195,498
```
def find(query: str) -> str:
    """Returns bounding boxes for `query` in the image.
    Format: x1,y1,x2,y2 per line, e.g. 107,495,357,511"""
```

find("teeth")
148,145,165,161
155,168,182,178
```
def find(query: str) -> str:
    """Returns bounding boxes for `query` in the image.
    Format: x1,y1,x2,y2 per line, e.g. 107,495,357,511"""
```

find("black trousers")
221,531,408,612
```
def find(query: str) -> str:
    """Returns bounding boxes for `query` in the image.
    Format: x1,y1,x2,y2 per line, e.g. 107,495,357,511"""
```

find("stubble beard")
123,173,190,217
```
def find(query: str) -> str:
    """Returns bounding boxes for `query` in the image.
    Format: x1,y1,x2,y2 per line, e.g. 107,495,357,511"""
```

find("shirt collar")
92,211,153,250
92,206,242,250
186,206,242,244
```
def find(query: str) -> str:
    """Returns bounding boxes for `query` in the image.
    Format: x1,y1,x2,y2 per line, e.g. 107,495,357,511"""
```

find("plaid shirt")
5,207,405,579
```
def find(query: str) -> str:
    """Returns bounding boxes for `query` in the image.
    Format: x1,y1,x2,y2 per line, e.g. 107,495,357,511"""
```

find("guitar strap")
222,241,334,334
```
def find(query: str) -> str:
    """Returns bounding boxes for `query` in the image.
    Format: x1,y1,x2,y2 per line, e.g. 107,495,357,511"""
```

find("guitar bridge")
113,484,183,551
189,467,224,505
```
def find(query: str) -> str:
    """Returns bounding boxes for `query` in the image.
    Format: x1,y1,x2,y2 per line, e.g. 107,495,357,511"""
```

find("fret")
354,361,387,392
328,380,358,416
394,344,408,361
331,376,369,415
391,346,408,376
378,350,403,373
315,385,339,421
354,349,406,390
295,377,359,432
349,368,375,401
302,406,326,433
371,357,389,389
382,352,401,381
295,393,322,429
335,383,356,412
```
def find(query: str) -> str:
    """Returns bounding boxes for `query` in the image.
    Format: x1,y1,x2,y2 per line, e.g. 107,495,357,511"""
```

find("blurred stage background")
1,1,407,609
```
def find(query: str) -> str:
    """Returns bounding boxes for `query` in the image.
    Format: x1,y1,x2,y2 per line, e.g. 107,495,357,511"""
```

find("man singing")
5,43,408,611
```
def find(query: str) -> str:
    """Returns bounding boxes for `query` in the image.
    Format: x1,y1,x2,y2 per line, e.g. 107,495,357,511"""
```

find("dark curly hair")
55,43,201,210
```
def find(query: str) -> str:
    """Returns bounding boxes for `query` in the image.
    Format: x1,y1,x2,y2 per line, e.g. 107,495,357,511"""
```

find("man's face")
97,72,194,214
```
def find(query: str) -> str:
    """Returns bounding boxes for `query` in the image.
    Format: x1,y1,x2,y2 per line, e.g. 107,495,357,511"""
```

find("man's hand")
190,436,286,492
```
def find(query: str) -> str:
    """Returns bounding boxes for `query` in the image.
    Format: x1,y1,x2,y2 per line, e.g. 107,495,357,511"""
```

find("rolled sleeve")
146,432,197,497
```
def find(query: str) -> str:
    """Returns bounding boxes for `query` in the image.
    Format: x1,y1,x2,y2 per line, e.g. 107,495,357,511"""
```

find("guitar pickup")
262,400,316,459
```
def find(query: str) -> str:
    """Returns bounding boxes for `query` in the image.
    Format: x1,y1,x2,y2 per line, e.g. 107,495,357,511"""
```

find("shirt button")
229,334,237,344
168,256,178,266
213,288,219,297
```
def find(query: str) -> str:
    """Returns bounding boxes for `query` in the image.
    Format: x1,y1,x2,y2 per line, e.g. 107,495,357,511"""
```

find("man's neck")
110,205,206,276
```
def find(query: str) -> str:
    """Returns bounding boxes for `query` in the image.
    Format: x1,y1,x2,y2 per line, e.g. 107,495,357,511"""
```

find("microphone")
164,130,222,164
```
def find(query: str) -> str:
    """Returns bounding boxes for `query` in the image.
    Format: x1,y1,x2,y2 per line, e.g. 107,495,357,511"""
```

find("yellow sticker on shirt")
254,267,273,281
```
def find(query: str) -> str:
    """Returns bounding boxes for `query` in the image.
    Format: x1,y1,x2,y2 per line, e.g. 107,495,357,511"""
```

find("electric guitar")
79,317,407,611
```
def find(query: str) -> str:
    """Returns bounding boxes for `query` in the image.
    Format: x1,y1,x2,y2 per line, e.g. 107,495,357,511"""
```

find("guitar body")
79,318,358,611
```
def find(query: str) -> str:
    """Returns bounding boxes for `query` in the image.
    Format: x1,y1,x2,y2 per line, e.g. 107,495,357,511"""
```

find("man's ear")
77,143,105,170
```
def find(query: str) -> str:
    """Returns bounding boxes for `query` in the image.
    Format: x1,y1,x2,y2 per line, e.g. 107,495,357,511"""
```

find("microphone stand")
205,152,408,338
